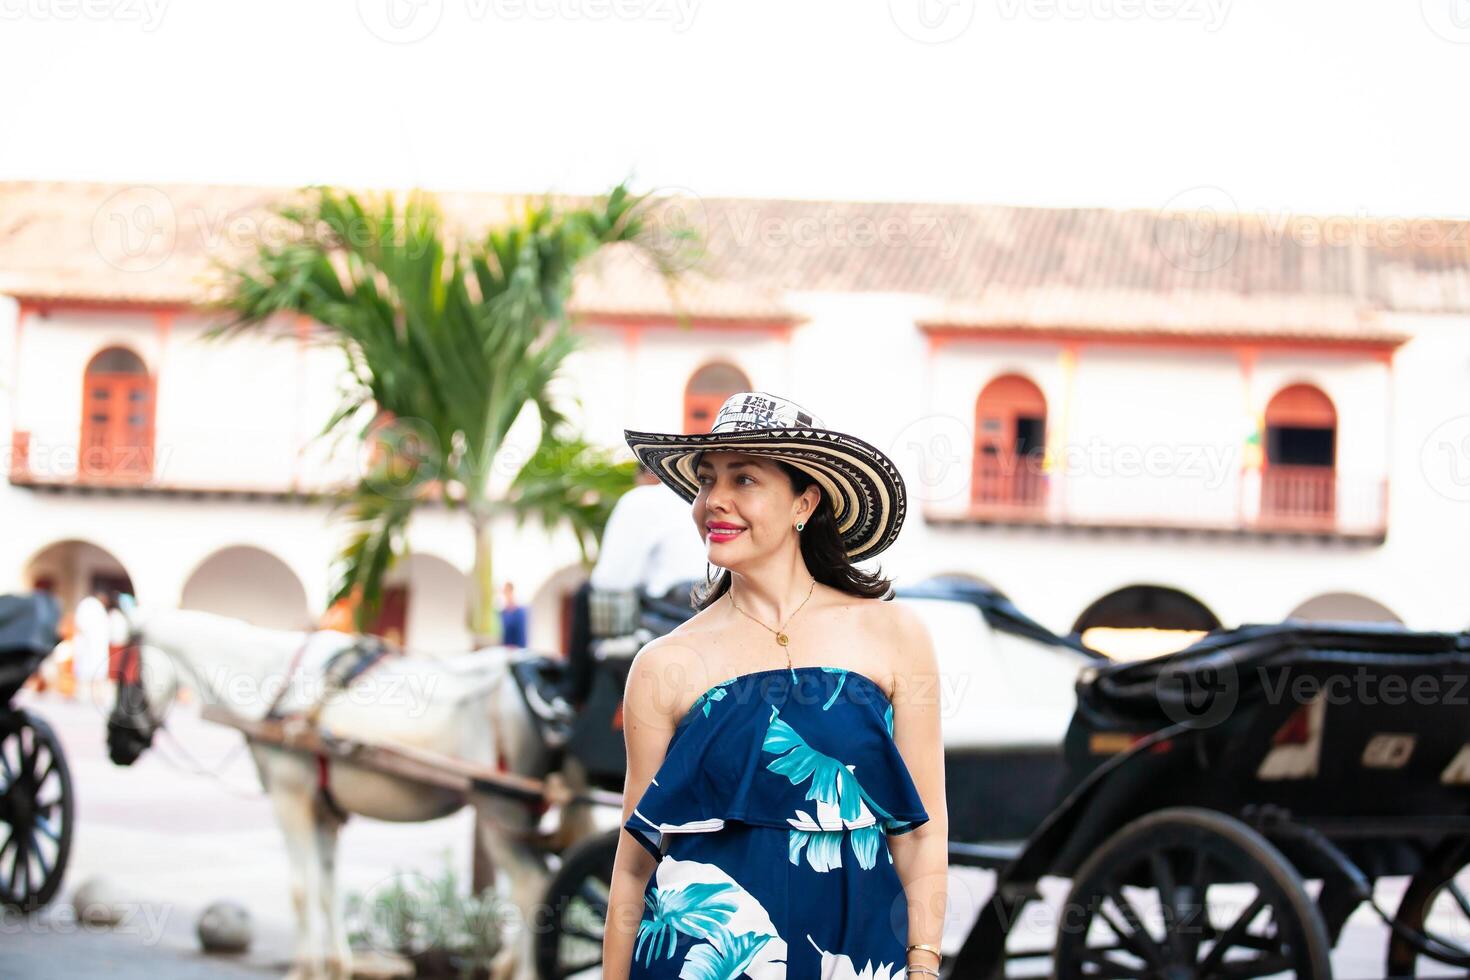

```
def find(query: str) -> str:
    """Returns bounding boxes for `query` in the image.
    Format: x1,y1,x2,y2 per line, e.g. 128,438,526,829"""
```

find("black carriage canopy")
0,592,62,700
1075,618,1470,731
0,592,61,657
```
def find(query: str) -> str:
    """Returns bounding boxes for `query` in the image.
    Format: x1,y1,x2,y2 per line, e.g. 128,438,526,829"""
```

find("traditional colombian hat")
623,391,908,563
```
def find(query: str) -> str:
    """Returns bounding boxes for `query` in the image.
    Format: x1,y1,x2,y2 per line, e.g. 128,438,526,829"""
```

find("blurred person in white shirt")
590,464,708,600
565,464,707,707
72,589,110,697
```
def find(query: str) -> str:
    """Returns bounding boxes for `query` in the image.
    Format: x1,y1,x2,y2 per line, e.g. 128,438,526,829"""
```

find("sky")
1,0,1467,219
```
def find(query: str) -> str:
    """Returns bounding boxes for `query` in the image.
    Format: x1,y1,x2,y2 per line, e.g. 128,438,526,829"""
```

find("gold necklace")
728,577,818,669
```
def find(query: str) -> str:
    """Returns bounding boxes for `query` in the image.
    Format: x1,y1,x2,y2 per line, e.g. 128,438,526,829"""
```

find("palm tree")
210,182,690,644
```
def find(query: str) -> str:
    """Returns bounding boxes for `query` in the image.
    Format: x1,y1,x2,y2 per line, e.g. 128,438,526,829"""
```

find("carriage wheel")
1385,837,1470,976
534,828,618,980
0,710,75,912
1054,806,1332,979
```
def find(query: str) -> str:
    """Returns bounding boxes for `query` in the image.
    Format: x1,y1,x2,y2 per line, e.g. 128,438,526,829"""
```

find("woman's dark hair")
689,455,895,611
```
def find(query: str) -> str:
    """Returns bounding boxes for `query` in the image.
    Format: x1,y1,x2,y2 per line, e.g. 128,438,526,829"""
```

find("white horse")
106,607,596,980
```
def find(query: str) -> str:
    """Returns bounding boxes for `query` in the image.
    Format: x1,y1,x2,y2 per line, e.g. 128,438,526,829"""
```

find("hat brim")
623,426,907,563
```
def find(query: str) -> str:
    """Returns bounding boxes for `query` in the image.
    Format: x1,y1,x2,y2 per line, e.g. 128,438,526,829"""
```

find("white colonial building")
1,182,1467,657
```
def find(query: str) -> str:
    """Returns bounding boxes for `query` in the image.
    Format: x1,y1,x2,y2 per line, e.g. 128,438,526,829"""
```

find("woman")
604,392,949,980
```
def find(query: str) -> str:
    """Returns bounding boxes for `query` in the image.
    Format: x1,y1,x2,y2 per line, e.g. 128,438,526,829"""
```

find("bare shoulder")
623,630,706,728
863,597,939,696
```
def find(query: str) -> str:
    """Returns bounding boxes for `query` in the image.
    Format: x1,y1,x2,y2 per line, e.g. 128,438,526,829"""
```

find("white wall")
3,295,1467,654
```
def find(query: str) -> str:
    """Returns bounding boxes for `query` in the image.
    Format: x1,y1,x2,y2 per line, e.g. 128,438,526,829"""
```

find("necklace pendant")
776,633,789,646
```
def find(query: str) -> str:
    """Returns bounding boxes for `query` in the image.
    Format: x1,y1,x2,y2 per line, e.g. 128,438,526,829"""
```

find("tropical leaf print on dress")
785,799,891,871
805,934,906,980
762,706,902,872
635,855,788,978
687,681,735,722
761,706,896,824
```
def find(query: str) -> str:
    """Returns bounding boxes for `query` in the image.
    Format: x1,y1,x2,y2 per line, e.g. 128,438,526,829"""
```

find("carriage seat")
508,654,577,749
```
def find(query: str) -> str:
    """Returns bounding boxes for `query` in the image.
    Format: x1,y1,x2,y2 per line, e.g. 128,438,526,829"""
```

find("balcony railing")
1257,465,1336,530
970,451,1049,518
928,464,1386,540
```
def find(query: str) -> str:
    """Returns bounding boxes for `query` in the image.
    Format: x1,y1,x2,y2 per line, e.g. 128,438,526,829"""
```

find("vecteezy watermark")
0,899,174,944
1420,415,1470,503
356,0,444,43
1421,0,1470,44
721,205,966,261
90,185,441,275
356,0,697,43
994,0,1231,30
92,185,178,274
1153,662,1470,732
1156,656,1239,729
632,190,970,273
889,0,976,43
1260,668,1469,709
4,437,176,485
193,665,446,719
0,0,168,30
1152,185,1242,274
633,185,709,274
888,414,973,505
1153,184,1470,273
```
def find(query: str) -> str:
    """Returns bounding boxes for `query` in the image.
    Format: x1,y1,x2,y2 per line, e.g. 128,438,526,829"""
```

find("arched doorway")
382,553,472,652
24,540,136,689
80,346,155,482
1073,584,1221,660
1288,592,1402,625
181,546,311,630
24,540,135,608
973,375,1047,513
683,363,751,434
1260,384,1337,528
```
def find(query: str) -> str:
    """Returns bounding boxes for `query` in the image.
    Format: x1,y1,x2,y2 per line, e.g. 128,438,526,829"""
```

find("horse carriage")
0,592,74,913
108,581,1470,980
946,616,1470,979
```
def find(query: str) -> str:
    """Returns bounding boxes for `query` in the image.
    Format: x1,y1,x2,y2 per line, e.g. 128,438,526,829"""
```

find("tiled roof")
2,181,1467,339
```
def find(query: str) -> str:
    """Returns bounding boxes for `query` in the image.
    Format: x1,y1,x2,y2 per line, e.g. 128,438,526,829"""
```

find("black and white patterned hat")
623,391,908,563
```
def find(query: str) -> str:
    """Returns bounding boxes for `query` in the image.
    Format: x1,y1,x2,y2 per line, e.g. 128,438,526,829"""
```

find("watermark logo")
91,185,178,274
1422,0,1470,43
1420,414,1470,503
357,0,444,43
1155,655,1238,729
993,0,1230,30
634,186,709,274
889,0,975,43
888,413,972,504
1152,184,1241,274
0,0,169,30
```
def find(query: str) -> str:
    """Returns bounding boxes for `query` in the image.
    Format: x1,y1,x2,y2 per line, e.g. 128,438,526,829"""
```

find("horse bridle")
106,639,164,763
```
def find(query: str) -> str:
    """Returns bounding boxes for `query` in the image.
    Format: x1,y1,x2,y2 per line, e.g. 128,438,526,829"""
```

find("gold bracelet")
906,942,942,960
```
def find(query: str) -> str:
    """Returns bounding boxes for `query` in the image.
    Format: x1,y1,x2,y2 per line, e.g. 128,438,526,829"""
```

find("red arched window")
683,362,751,434
1261,383,1337,526
80,347,154,482
972,375,1048,511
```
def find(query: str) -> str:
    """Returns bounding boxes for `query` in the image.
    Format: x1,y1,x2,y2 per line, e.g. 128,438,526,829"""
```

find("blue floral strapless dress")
624,665,931,980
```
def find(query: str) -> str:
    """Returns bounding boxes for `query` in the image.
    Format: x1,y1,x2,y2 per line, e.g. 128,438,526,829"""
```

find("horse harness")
264,634,400,823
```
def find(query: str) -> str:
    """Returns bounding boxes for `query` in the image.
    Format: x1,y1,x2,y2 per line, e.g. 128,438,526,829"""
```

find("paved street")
2,685,1454,978
3,687,495,978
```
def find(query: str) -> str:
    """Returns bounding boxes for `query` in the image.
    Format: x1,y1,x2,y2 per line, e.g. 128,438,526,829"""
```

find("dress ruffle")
624,666,930,861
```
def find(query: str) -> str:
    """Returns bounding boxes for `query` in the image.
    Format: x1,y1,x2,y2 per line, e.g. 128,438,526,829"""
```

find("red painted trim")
579,313,801,334
15,298,803,337
15,298,194,316
919,324,1405,355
